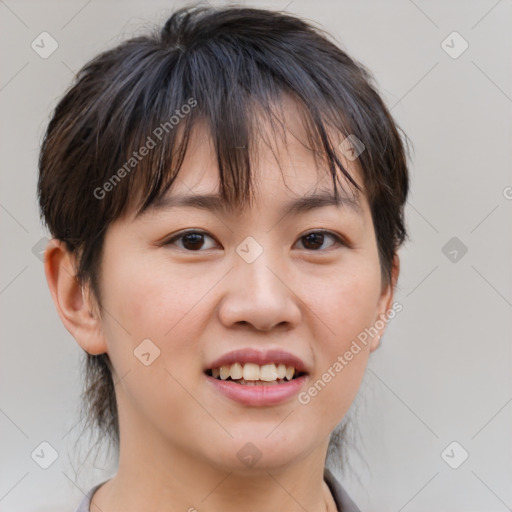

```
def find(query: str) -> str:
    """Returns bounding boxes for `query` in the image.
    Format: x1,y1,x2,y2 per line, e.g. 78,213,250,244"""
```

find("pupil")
303,232,323,250
183,233,203,250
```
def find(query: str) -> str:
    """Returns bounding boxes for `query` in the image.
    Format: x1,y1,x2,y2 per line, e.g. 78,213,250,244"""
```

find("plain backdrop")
1,1,511,511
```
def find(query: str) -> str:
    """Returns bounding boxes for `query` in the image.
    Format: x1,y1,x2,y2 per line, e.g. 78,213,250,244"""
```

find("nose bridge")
218,236,301,330
238,242,283,296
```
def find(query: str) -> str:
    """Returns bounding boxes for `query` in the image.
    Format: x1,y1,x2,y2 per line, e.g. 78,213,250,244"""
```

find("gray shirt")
74,467,361,512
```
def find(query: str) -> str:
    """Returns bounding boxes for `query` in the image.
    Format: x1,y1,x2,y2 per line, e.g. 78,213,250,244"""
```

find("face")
89,104,396,473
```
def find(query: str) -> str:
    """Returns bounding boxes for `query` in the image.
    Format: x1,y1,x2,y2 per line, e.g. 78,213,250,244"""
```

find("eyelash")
163,229,348,252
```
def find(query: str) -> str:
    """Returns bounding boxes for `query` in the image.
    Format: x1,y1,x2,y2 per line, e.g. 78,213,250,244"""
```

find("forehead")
129,96,367,221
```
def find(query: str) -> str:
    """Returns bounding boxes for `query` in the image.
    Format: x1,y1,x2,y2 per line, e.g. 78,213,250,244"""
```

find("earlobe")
43,239,107,355
370,254,400,353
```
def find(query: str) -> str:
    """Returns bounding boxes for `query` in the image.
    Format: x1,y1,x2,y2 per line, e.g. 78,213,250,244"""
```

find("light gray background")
1,0,511,510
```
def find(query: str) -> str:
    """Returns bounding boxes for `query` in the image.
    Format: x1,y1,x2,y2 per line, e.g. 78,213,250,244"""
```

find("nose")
217,247,302,332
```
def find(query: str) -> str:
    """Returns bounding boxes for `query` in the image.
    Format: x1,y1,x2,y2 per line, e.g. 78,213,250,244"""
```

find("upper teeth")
211,363,296,381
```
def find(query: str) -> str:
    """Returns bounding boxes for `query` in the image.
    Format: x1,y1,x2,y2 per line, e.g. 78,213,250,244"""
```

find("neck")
92,430,335,512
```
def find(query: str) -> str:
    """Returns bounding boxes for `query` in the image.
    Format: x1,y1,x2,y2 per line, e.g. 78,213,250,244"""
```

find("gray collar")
74,469,361,512
324,467,362,512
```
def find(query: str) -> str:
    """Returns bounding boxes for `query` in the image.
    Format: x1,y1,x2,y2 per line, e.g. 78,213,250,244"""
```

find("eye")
163,229,347,252
164,230,218,251
295,230,346,251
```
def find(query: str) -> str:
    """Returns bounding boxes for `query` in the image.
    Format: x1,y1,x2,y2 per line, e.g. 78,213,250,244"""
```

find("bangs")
90,33,364,224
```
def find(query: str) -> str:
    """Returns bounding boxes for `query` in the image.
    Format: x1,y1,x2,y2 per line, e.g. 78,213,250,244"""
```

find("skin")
45,101,399,512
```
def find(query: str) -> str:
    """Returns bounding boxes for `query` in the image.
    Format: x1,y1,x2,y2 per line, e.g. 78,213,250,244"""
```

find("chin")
203,428,315,472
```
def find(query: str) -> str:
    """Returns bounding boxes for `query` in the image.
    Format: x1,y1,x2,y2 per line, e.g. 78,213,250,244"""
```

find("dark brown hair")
37,4,410,469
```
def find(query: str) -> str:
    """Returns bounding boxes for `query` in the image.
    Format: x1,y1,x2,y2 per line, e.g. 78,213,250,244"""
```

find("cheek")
301,257,381,419
310,257,382,346
106,251,202,330
99,252,204,371
99,255,209,430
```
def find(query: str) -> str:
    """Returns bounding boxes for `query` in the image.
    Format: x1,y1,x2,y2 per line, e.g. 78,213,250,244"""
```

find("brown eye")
297,231,344,251
165,230,217,251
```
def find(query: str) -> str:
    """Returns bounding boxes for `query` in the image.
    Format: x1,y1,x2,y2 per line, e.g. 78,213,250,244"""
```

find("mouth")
205,362,307,386
204,349,309,405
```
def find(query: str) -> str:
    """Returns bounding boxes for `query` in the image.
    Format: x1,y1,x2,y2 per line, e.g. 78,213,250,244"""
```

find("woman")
38,5,410,511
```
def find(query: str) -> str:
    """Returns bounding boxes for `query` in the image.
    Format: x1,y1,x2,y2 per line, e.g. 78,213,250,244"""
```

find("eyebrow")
138,189,362,219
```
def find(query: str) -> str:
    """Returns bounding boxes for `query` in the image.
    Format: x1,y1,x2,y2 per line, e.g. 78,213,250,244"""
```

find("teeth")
260,363,278,381
210,362,299,382
243,363,260,381
230,362,243,380
220,366,230,380
236,379,280,386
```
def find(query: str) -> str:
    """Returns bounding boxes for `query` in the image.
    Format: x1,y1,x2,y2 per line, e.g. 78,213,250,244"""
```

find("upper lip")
206,348,309,374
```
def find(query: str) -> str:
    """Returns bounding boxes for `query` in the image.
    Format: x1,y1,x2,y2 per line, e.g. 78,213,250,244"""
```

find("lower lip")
206,374,308,406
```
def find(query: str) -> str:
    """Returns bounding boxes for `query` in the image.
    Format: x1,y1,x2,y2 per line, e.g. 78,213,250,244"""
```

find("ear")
369,253,400,353
44,238,107,355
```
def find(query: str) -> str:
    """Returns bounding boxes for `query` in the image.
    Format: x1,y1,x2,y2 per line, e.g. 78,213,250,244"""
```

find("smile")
206,362,305,385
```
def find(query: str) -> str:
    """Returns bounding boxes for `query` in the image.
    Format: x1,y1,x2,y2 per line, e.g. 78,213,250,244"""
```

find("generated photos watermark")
298,301,403,405
93,97,197,200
